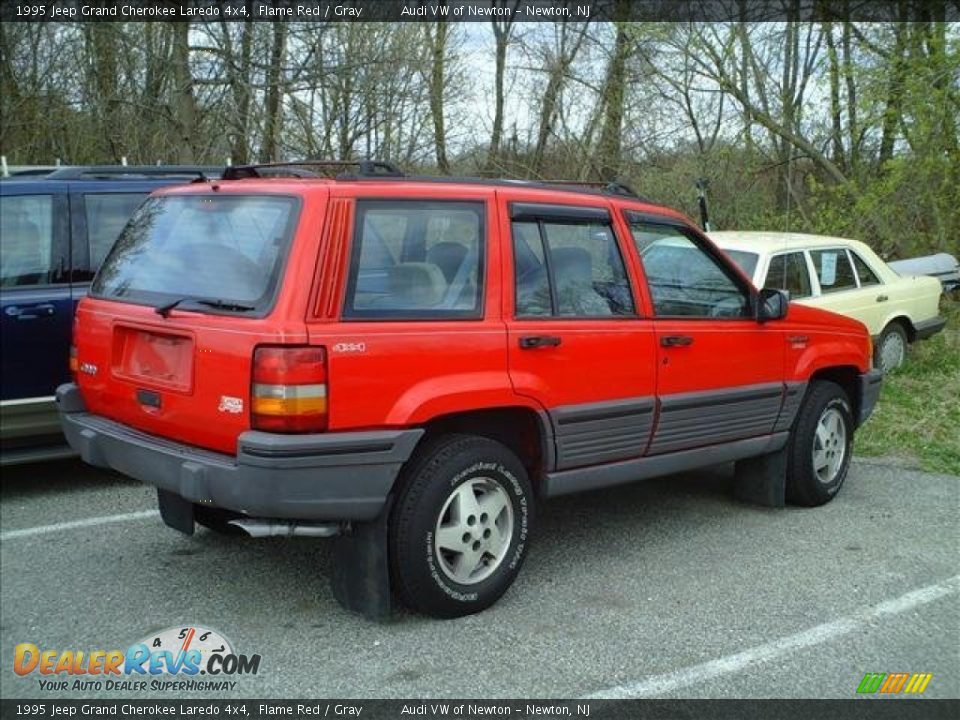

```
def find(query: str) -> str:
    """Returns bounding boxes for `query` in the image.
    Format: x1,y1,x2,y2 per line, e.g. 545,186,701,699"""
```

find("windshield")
91,194,298,314
722,250,760,279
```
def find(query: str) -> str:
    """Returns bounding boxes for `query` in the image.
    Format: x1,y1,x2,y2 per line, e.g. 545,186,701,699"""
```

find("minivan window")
343,201,484,319
84,193,149,270
91,195,298,314
0,194,56,287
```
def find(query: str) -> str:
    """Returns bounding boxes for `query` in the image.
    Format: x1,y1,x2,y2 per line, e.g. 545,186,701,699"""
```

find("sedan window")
765,252,812,299
810,249,857,294
850,251,881,287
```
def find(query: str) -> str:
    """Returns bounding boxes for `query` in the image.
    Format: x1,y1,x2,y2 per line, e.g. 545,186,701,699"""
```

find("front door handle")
876,294,889,303
5,304,56,320
660,335,694,347
519,335,562,349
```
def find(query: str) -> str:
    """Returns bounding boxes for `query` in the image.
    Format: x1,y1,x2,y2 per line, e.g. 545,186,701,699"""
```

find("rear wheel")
786,381,854,507
389,434,533,618
875,322,908,373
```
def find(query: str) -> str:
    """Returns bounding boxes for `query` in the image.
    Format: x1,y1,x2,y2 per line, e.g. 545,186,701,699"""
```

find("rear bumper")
858,369,883,427
56,383,422,522
914,315,947,341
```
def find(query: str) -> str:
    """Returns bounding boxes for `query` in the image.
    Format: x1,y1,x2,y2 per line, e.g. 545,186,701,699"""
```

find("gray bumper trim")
857,369,883,427
914,315,947,341
56,384,423,521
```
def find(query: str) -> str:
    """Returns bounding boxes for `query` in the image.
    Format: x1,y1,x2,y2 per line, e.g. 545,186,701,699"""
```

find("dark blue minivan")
0,166,221,465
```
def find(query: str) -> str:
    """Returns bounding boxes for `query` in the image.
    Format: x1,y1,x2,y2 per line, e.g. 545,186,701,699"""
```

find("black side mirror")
757,288,788,322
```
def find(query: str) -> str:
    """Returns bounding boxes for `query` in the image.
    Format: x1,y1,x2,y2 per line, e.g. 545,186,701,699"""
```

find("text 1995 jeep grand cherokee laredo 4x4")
58,161,882,619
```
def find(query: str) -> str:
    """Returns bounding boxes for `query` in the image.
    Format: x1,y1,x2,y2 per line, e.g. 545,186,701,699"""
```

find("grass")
855,297,960,475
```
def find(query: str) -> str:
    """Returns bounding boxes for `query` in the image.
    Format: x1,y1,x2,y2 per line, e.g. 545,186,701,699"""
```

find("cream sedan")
709,232,946,372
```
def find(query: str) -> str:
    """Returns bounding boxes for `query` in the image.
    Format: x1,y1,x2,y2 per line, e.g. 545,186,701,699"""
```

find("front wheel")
786,380,854,507
389,434,534,618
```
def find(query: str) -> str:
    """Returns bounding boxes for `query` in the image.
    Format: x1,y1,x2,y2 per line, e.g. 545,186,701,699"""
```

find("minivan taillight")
252,347,328,433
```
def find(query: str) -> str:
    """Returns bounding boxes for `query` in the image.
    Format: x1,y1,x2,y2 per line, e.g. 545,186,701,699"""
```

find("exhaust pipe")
228,519,342,538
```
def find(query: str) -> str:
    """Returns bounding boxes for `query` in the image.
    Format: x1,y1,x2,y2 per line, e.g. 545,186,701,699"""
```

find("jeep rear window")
91,195,298,315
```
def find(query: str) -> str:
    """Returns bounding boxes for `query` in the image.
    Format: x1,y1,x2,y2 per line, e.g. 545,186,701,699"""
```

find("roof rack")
222,160,404,181
218,160,652,203
538,179,645,200
45,165,223,180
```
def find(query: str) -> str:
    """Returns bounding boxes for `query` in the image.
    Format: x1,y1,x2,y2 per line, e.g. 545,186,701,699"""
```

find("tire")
786,380,854,507
875,322,908,373
194,505,245,536
389,434,534,618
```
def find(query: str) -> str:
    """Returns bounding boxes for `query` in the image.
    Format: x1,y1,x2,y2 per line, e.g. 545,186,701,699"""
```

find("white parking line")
0,509,159,541
583,574,960,699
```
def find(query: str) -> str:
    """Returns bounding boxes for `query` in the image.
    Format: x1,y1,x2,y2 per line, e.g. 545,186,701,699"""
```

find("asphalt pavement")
1,457,957,700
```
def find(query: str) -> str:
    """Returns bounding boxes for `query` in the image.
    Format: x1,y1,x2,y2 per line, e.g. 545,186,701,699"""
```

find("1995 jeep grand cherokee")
58,161,882,619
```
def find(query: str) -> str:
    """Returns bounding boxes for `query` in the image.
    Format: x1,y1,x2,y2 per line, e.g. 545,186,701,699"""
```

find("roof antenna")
781,149,795,291
696,177,711,232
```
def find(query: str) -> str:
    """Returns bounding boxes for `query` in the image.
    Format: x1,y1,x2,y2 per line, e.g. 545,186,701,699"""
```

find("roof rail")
45,165,222,180
222,160,404,181
539,179,646,201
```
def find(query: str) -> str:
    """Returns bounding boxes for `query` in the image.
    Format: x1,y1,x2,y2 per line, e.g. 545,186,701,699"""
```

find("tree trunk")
824,21,845,169
260,21,287,163
597,1,630,180
170,22,197,164
878,16,908,168
426,19,450,173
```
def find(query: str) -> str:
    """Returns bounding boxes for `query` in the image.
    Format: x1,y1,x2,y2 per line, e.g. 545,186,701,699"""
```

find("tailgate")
74,301,309,455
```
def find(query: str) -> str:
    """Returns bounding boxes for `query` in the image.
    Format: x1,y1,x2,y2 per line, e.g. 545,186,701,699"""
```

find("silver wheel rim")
880,332,905,372
813,407,847,484
434,477,514,585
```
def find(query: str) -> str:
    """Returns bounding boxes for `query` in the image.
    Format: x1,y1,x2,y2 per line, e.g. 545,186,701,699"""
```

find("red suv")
58,161,882,618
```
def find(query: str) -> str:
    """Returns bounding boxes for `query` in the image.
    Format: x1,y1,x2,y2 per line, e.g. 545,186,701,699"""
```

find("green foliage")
856,299,960,475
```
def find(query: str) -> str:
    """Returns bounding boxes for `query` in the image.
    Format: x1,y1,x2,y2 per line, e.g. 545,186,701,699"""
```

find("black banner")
2,0,958,24
1,699,959,720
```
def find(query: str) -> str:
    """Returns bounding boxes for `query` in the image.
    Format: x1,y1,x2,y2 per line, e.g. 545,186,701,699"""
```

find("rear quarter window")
343,200,485,320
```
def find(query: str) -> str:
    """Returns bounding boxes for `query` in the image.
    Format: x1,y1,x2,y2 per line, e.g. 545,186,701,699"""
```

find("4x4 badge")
218,396,243,414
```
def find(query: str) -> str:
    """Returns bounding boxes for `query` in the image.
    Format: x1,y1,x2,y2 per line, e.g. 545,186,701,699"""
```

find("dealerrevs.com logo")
14,625,261,693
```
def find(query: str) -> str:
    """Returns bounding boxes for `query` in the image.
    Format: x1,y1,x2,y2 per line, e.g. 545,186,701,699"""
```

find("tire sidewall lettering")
425,459,530,603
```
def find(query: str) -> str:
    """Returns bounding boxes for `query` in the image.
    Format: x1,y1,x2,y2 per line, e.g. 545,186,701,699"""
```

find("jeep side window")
628,221,750,318
765,252,812,299
810,249,857,293
512,220,635,318
0,194,58,287
344,201,484,319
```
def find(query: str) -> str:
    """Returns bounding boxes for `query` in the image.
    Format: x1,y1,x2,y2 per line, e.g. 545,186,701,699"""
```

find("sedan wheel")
876,324,908,373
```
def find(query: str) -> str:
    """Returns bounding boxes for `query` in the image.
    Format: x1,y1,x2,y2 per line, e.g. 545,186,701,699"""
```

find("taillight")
252,346,328,433
69,345,78,376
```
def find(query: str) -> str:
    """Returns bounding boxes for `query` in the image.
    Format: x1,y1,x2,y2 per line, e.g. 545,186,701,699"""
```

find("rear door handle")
660,335,694,347
519,335,562,349
5,304,56,320
876,294,889,303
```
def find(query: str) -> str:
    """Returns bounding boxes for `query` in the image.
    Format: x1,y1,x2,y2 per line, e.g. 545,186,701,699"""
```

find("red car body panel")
71,178,873,458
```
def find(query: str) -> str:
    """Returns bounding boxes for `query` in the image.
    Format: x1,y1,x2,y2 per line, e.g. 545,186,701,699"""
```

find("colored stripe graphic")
858,672,932,694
